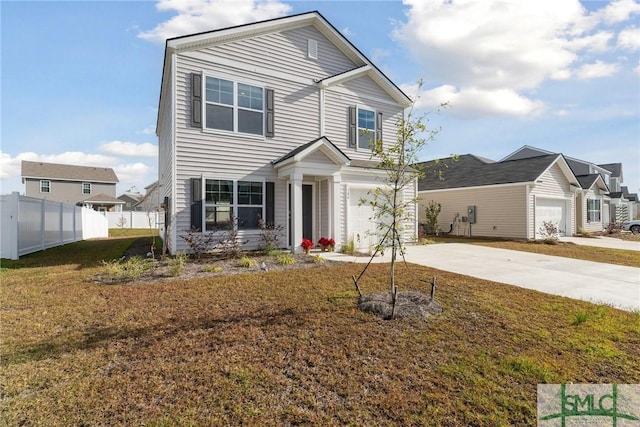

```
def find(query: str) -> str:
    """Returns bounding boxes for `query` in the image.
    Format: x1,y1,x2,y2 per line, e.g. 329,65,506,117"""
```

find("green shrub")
312,254,325,264
100,256,156,282
167,252,189,277
238,256,257,268
277,254,295,265
341,238,356,255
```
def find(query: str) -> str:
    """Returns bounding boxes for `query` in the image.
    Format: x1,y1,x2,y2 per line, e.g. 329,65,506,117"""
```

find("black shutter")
266,181,275,224
190,74,202,128
348,106,357,148
265,89,275,137
190,178,202,230
376,112,383,144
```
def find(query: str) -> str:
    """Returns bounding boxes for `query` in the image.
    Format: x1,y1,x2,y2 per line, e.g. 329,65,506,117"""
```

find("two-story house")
21,160,123,211
157,11,414,255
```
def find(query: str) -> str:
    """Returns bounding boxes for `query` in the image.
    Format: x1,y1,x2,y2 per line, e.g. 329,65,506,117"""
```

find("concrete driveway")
324,244,640,312
559,235,640,251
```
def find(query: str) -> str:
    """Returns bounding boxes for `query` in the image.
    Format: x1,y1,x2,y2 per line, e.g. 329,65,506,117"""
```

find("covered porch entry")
273,137,349,253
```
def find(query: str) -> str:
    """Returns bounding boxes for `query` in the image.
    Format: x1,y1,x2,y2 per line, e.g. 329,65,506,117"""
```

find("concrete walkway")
323,244,640,312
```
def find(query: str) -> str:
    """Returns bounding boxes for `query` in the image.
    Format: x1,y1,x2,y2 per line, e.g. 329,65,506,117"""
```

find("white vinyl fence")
106,211,161,229
0,192,108,260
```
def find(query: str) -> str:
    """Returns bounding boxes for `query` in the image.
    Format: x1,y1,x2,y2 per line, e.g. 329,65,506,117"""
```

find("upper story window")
82,182,91,195
349,106,381,151
204,77,264,136
40,180,50,193
358,108,376,149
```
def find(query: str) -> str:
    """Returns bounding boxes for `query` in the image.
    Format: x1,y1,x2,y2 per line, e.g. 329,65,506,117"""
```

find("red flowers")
318,237,335,247
300,238,314,249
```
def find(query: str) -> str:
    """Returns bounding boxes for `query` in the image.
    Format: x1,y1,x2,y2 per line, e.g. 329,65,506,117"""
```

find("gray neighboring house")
503,146,634,225
156,11,414,255
21,160,124,211
117,193,144,211
416,154,580,239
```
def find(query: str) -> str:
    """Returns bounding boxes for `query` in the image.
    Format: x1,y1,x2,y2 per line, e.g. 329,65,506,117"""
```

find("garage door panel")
349,188,380,252
535,198,567,237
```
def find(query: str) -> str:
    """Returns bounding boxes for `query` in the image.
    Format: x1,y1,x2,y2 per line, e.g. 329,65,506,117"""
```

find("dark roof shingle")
416,154,564,191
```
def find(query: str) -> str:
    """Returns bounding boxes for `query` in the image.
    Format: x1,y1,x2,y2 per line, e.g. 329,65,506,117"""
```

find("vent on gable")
308,39,318,59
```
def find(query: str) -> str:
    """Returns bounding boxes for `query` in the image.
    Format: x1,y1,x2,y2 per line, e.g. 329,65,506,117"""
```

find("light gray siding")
576,188,606,233
160,19,409,253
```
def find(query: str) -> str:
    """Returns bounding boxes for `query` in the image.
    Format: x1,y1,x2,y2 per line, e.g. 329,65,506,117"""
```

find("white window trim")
202,74,266,138
82,182,91,195
356,105,376,151
201,178,266,232
40,180,50,193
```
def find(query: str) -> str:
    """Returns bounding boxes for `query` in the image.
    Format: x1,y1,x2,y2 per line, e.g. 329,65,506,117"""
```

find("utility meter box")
467,205,477,224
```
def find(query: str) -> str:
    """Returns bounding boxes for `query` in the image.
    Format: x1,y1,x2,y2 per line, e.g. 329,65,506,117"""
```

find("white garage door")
535,198,567,238
348,188,380,252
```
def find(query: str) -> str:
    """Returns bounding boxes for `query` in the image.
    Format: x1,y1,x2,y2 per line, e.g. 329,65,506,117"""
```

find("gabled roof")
21,161,118,183
598,163,622,179
576,174,609,192
158,11,411,129
272,136,350,167
500,145,613,177
417,154,578,191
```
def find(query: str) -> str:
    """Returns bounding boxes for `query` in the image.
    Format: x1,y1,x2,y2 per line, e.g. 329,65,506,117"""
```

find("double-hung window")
40,180,50,193
587,198,601,222
82,182,91,195
204,77,264,136
203,179,264,231
358,108,376,149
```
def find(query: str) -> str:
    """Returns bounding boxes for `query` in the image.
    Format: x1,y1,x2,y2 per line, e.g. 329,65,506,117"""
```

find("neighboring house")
156,12,414,255
117,193,144,211
416,154,580,239
137,181,162,212
21,160,124,212
502,146,633,225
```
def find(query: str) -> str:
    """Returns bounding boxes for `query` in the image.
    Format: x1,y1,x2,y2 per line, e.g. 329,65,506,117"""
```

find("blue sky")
2,0,639,197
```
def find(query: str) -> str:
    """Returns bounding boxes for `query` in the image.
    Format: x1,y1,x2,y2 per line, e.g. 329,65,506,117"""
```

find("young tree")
358,80,445,318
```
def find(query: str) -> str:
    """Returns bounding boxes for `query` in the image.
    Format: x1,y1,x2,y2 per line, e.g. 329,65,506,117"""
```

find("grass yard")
1,238,639,426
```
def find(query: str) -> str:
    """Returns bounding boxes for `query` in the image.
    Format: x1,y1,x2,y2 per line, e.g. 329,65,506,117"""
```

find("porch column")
331,175,342,249
290,173,304,253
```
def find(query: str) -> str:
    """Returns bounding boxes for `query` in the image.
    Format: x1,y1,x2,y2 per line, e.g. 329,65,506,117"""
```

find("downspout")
170,50,178,255
526,184,532,239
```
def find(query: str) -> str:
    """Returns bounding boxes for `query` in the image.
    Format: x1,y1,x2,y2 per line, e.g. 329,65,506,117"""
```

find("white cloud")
617,26,640,50
113,162,153,185
406,84,545,117
576,60,621,79
138,0,292,43
596,0,640,24
138,125,156,135
394,0,638,117
100,141,158,157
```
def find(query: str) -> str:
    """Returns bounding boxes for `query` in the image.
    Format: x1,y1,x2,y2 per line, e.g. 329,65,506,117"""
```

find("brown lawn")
1,238,639,426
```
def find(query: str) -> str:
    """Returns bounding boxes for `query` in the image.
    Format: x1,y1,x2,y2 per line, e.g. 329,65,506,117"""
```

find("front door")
288,184,313,245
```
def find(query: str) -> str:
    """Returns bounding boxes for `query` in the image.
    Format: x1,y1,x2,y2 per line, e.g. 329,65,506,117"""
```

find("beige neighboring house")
416,154,580,239
21,160,124,212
